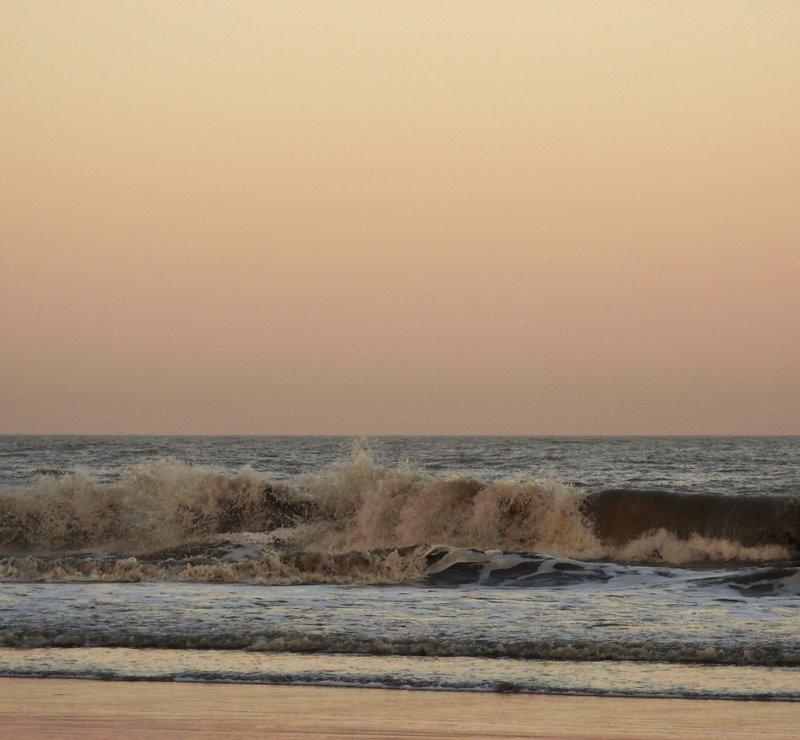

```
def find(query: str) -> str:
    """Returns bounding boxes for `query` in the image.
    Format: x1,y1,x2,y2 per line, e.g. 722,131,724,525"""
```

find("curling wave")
0,448,797,584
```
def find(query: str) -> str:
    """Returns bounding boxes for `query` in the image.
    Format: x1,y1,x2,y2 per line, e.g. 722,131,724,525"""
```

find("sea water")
0,436,798,700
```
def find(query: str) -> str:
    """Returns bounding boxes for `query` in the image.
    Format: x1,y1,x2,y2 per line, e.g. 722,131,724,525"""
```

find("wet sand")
0,678,797,739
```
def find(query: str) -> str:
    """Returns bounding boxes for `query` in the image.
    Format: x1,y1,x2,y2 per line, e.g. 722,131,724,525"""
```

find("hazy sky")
2,2,799,435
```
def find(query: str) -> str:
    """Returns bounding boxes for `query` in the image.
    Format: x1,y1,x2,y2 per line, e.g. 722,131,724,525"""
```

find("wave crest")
0,460,311,552
0,448,795,580
302,446,599,557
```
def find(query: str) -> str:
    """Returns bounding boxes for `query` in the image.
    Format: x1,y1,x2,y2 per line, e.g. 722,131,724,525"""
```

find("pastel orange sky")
2,2,799,435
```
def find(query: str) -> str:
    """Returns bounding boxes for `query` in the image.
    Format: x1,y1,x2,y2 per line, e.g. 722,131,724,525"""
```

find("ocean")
0,436,798,700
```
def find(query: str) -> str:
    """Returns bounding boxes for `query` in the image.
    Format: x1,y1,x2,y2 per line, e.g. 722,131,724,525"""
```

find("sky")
2,1,799,435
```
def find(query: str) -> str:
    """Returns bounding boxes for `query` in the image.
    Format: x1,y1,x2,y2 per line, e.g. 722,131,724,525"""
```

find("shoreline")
2,672,799,703
1,678,798,738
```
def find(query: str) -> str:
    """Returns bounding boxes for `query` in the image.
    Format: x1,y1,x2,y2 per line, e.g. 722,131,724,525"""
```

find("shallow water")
2,648,799,700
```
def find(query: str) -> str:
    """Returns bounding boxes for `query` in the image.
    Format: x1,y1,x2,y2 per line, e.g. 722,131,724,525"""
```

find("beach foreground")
0,678,797,739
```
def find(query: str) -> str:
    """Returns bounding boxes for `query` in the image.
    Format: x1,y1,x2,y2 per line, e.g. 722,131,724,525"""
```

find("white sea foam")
0,447,794,585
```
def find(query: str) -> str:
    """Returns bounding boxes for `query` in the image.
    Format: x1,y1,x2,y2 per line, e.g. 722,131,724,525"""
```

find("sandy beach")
0,678,797,739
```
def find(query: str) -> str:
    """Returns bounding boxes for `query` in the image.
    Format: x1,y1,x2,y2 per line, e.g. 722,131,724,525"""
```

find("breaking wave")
0,446,797,584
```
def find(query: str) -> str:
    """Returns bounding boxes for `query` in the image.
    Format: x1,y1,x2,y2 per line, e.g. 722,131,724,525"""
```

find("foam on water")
1,576,798,667
0,447,795,587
